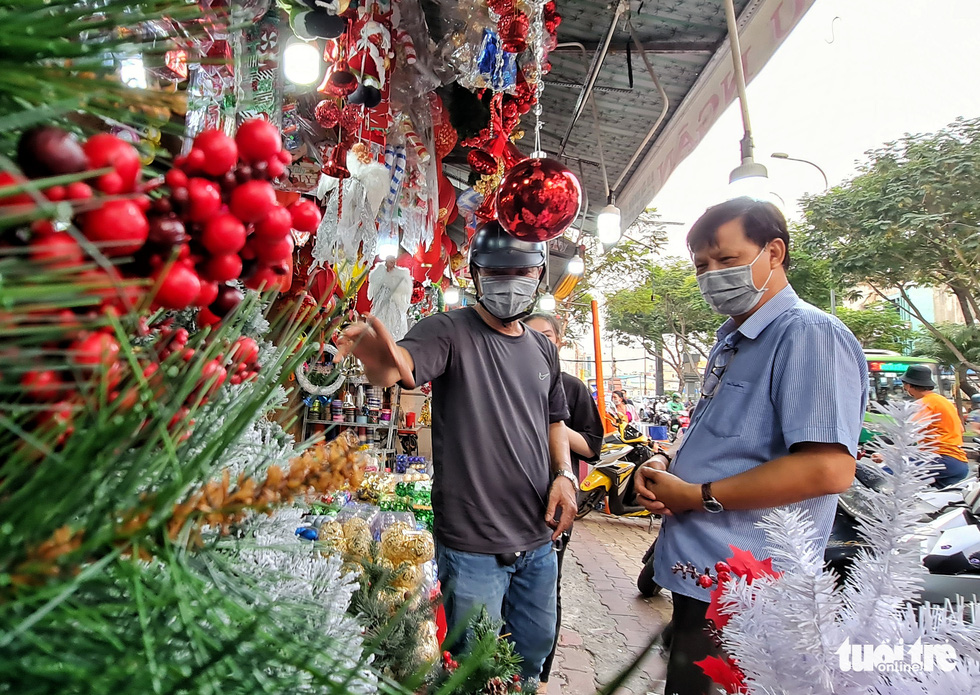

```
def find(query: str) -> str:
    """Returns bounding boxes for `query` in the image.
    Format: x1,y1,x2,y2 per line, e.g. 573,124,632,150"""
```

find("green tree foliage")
605,258,718,381
834,305,909,351
562,209,667,335
785,237,834,310
800,117,980,369
912,323,980,398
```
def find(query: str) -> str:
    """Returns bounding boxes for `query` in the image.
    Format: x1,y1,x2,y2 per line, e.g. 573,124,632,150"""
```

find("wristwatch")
701,482,724,513
553,469,579,488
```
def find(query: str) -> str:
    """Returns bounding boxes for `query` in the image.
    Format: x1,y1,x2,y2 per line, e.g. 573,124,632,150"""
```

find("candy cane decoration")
401,120,429,163
378,144,407,226
394,27,417,65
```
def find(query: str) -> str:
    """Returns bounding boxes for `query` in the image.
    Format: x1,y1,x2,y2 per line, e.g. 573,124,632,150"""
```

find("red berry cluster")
149,119,322,323
441,650,459,672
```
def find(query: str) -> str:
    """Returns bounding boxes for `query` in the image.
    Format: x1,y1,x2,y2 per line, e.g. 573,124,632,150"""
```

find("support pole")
591,299,614,434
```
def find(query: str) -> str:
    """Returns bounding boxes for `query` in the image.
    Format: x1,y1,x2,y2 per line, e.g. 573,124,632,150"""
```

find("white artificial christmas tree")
695,401,980,694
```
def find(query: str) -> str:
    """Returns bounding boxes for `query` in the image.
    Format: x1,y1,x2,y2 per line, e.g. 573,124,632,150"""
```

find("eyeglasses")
701,345,738,398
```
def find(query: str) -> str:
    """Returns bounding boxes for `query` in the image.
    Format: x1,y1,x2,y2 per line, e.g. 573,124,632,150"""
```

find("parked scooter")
576,419,659,519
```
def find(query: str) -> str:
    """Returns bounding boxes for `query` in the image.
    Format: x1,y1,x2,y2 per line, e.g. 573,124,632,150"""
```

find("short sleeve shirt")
398,308,569,554
654,286,868,600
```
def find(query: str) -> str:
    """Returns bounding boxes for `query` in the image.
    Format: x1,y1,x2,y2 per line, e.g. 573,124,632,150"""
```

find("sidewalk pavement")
547,514,673,695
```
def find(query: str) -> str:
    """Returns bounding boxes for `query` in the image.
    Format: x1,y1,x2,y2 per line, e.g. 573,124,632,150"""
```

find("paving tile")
558,629,584,647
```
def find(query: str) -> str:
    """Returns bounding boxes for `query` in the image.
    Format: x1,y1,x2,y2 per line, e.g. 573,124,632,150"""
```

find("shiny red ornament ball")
314,100,342,129
186,178,222,222
495,157,581,242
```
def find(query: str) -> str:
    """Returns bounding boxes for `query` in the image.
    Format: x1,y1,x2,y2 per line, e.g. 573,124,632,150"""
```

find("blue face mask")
696,245,773,316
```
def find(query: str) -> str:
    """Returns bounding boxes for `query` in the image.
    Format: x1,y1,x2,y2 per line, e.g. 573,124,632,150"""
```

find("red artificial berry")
203,253,243,282
82,134,141,192
82,199,149,256
243,262,288,292
717,571,732,583
165,168,189,190
152,262,202,310
186,178,222,223
229,336,259,366
197,306,222,327
230,180,277,223
71,332,120,368
511,674,521,683
31,232,84,269
254,206,292,239
277,149,291,165
210,283,244,317
442,651,452,662
46,185,67,202
201,213,247,254
715,562,731,574
181,348,195,362
249,233,293,264
192,130,239,177
66,181,93,200
147,216,187,247
95,171,124,195
21,369,63,400
288,199,321,233
185,148,206,172
17,125,90,179
696,574,714,589
266,158,285,180
195,280,219,308
0,171,33,207
198,359,228,397
235,119,282,164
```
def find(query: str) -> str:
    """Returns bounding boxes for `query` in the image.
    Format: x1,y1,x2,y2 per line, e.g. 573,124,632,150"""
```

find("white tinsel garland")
714,401,980,694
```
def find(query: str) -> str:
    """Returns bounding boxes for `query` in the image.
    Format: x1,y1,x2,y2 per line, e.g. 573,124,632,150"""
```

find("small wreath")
296,344,347,396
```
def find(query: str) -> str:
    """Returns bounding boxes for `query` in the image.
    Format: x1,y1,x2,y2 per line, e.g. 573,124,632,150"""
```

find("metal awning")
433,0,815,234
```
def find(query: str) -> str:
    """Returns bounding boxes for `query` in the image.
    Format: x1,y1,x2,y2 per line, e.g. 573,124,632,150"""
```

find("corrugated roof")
429,0,814,235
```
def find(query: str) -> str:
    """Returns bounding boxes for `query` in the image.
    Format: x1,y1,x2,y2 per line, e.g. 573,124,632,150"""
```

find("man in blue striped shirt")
634,198,867,695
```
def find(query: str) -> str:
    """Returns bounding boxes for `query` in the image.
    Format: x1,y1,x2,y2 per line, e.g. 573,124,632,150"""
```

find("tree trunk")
655,354,665,396
957,365,977,398
950,283,976,325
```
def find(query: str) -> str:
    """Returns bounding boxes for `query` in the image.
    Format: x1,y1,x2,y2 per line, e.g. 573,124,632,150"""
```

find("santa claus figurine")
367,255,413,340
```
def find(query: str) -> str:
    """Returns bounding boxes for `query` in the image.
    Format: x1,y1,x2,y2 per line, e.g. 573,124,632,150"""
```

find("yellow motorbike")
575,419,663,519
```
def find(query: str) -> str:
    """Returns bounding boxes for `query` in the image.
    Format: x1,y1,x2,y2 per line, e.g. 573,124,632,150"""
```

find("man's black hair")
687,197,791,270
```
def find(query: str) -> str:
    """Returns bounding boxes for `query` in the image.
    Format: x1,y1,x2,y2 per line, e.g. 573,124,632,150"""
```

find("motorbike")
576,419,660,520
638,461,980,602
668,411,690,441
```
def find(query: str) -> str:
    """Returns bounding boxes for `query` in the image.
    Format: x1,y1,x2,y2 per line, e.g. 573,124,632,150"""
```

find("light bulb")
566,254,584,276
596,204,622,246
537,293,556,312
119,57,147,89
444,286,460,305
377,240,398,260
283,42,321,86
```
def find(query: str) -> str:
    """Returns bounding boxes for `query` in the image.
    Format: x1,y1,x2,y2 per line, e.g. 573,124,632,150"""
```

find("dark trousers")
540,532,569,683
664,593,724,695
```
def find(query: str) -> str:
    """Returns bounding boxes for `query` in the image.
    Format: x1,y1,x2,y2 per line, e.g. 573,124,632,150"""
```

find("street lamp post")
769,152,835,314
770,152,829,191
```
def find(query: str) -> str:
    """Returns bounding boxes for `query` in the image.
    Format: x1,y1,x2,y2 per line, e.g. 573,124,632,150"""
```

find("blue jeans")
931,455,970,488
436,541,558,679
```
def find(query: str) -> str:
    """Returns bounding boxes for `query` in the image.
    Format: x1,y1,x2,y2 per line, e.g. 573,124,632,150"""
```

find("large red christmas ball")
495,157,581,242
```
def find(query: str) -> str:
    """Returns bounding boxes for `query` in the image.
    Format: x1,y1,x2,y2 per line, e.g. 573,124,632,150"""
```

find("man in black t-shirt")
336,222,577,682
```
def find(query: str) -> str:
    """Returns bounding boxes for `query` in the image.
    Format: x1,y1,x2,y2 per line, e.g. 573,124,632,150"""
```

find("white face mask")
478,274,539,322
696,245,774,316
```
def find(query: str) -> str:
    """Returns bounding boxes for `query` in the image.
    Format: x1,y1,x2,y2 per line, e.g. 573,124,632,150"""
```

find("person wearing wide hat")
900,364,970,487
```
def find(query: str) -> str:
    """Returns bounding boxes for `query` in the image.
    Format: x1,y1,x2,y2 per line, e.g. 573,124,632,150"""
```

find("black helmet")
468,220,546,270
972,393,980,405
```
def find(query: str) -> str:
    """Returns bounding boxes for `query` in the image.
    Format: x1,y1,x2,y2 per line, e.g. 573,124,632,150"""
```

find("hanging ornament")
321,65,358,97
495,157,581,242
314,100,342,129
501,140,527,171
498,12,529,53
467,149,498,175
321,144,351,179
